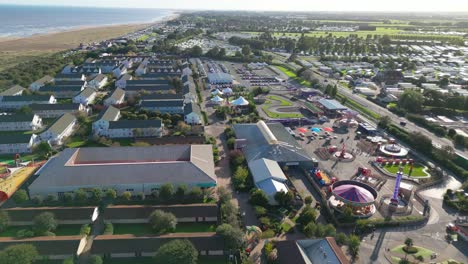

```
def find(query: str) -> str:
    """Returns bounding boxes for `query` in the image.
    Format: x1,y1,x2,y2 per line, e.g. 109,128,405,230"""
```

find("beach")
0,13,179,71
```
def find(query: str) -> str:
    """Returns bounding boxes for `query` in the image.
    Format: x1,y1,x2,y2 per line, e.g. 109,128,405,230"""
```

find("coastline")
0,13,179,51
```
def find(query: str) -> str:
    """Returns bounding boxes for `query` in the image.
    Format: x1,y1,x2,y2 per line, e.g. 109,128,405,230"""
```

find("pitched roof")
31,103,81,111
118,74,132,81
0,236,82,256
0,114,35,123
55,73,84,79
108,88,125,101
1,95,52,102
276,238,350,264
39,85,83,93
32,75,54,85
127,80,169,86
92,74,107,82
76,88,96,98
233,122,312,163
103,204,218,220
140,94,183,101
97,106,120,122
140,100,184,108
184,102,201,115
125,85,171,92
0,85,25,96
53,80,86,86
4,207,95,222
46,113,76,134
91,233,224,254
0,134,33,144
248,158,287,184
108,119,162,129
30,145,216,189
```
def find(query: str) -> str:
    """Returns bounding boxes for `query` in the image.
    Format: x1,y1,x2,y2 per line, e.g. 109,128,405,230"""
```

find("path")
78,214,105,264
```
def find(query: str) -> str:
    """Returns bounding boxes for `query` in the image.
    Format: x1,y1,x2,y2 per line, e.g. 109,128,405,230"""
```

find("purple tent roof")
333,184,375,205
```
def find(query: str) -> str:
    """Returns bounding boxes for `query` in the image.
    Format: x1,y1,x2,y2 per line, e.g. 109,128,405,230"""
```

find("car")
299,132,306,137
400,121,407,126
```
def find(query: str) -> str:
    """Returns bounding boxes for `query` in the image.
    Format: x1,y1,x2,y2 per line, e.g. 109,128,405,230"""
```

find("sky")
1,0,468,12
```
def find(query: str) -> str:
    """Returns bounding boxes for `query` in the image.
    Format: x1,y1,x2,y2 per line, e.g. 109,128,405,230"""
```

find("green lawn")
280,222,293,233
261,105,303,118
383,163,429,178
0,225,81,237
66,137,107,148
391,245,435,258
113,223,216,236
103,256,228,264
267,95,293,106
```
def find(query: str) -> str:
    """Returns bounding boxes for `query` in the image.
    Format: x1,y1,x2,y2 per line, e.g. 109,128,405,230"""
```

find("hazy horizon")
2,0,468,13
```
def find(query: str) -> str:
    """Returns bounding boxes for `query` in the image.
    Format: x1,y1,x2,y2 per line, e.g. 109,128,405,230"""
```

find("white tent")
230,96,249,106
222,87,233,94
211,95,224,104
211,89,223,96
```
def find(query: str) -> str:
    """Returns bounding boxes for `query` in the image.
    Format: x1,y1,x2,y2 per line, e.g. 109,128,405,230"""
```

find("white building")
113,65,128,78
73,88,97,106
0,85,25,96
88,74,108,90
248,158,289,205
107,120,163,138
30,75,54,91
104,88,125,106
40,113,77,146
31,103,86,118
0,114,42,131
0,95,56,110
184,103,202,125
115,74,133,89
0,134,38,154
92,106,121,136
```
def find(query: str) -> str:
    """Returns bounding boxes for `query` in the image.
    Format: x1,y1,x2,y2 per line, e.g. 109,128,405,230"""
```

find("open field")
0,23,148,71
383,163,429,178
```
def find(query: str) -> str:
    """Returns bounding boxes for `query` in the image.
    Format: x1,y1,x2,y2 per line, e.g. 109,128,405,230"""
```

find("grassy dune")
0,24,148,71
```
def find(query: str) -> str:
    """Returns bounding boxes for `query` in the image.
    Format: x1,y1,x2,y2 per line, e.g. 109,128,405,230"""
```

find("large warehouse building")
233,121,314,204
29,145,216,197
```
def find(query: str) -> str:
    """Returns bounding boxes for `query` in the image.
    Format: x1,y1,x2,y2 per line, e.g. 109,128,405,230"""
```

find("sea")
0,5,173,38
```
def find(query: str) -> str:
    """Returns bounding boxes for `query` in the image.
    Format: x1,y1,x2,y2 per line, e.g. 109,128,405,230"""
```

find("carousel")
328,180,378,218
379,138,408,157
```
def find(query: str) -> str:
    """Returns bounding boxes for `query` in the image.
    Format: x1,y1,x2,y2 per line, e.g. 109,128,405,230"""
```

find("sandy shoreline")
0,13,179,52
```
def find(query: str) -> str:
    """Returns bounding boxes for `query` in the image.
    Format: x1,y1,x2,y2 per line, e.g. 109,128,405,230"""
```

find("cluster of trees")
216,187,246,253
14,184,210,207
149,210,177,234
228,147,253,191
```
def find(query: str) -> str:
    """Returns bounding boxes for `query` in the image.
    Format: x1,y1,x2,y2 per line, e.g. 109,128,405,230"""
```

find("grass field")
391,245,435,258
0,225,81,237
103,256,228,264
267,95,293,106
113,223,216,236
383,163,429,178
261,105,303,119
275,65,312,87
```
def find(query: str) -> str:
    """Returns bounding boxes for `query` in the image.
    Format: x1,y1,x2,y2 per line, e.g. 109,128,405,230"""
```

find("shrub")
261,229,275,239
105,189,117,200
33,212,57,235
216,224,244,250
154,239,198,264
12,189,28,204
304,196,313,205
0,210,9,233
249,189,269,207
335,232,348,246
403,246,418,254
31,195,42,205
45,194,57,203
149,210,177,234
16,229,35,238
103,223,114,235
62,193,74,204
80,224,91,236
303,222,317,238
120,191,132,201
297,206,317,226
254,206,267,216
159,183,174,202
89,256,103,264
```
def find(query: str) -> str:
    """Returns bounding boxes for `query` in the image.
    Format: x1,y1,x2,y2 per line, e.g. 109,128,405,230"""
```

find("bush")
149,210,177,234
80,224,91,236
249,189,269,207
33,212,57,235
120,191,132,201
12,189,28,204
403,246,418,254
16,229,35,238
45,194,57,203
254,206,267,216
154,239,198,264
304,196,313,205
297,206,317,226
335,232,348,245
0,210,9,233
62,193,74,204
31,195,42,205
261,229,275,239
89,256,103,264
103,223,114,235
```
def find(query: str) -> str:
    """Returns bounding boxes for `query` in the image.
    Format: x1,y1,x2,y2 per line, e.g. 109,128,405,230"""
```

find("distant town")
0,10,466,264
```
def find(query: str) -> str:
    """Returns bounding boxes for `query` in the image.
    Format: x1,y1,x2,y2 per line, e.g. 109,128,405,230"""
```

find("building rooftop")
233,122,312,163
0,134,34,144
108,119,162,129
0,114,35,123
76,88,96,98
31,103,81,111
1,95,52,102
0,85,25,96
32,75,54,85
46,113,76,135
108,88,125,101
140,100,184,108
30,145,216,189
318,99,347,111
97,106,120,122
276,238,350,264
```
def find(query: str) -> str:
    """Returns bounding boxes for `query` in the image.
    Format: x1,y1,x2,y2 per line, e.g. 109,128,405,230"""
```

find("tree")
89,256,103,264
216,224,244,250
33,142,52,158
12,189,28,204
241,45,251,56
0,210,9,233
274,191,294,207
439,77,449,87
404,237,413,248
154,239,198,264
33,212,57,235
62,257,74,264
159,183,174,202
378,116,391,128
149,210,177,234
89,188,102,203
105,189,117,200
190,45,203,57
121,191,132,201
0,244,38,264
335,232,348,246
176,121,191,135
175,184,187,201
410,132,432,154
249,189,269,207
398,90,423,113
454,134,466,147
217,186,232,204
74,189,88,203
233,166,249,190
297,206,317,226
62,193,73,204
189,187,203,202
448,128,457,138
304,196,313,205
348,234,361,257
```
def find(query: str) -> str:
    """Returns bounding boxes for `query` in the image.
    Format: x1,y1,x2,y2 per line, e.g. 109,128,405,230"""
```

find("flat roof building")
29,145,216,197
